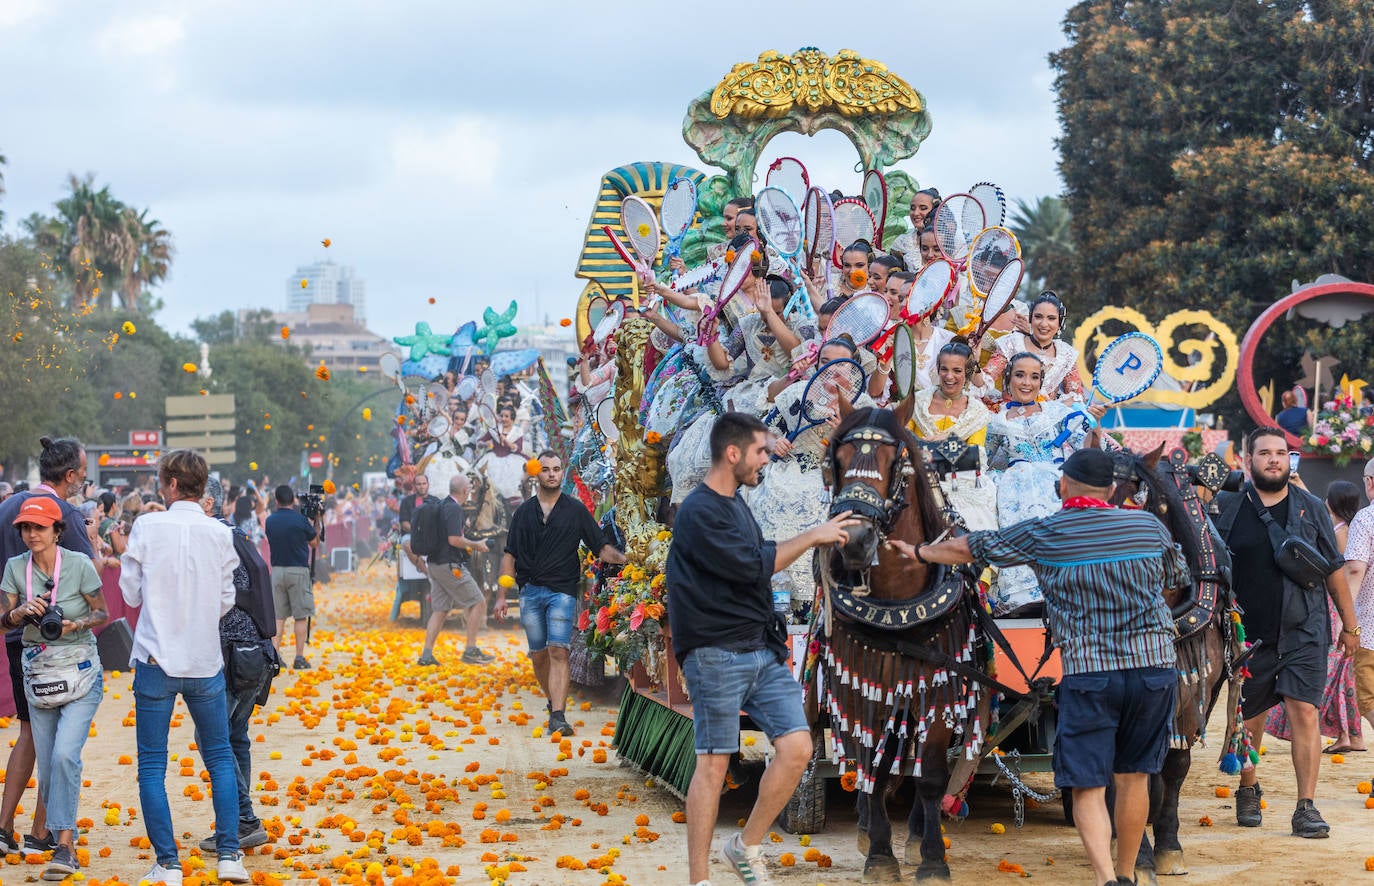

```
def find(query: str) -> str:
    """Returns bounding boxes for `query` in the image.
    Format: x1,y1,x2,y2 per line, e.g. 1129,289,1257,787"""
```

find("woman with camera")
0,496,107,881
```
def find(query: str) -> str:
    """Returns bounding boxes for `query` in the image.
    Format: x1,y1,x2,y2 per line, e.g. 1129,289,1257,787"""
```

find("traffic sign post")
308,451,325,469
164,394,236,465
129,430,161,447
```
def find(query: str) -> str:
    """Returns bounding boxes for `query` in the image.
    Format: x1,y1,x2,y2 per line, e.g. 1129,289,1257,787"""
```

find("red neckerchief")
1062,496,1114,510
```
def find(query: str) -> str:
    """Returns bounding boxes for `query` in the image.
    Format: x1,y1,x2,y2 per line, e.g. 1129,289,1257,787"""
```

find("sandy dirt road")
4,566,1370,885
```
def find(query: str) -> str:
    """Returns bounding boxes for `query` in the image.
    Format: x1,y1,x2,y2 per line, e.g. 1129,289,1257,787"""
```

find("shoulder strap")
1246,486,1291,553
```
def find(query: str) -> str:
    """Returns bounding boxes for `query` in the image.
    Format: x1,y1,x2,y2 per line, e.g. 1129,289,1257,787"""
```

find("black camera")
297,484,326,522
29,604,65,642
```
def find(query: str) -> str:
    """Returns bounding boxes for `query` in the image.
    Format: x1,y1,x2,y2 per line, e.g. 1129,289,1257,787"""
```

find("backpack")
230,528,275,639
410,500,446,559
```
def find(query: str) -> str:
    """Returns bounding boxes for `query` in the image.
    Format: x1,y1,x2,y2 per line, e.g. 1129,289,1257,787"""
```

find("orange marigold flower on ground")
997,860,1025,875
1198,815,1213,826
634,814,649,827
778,853,796,866
671,811,686,823
1214,786,1230,798
803,848,821,862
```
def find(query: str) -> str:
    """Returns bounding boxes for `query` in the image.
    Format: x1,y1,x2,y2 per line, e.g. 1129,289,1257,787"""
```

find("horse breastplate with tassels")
830,563,965,630
1163,450,1231,639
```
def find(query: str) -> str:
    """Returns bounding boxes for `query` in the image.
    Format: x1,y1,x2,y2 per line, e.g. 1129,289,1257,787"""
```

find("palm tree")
26,174,172,313
119,207,173,310
1008,196,1074,293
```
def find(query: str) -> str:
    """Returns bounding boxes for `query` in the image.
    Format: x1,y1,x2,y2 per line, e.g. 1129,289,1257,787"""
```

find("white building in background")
239,303,392,373
287,260,367,323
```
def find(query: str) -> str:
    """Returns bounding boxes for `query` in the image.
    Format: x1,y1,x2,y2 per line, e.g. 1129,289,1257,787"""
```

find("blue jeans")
194,668,268,827
518,585,576,652
26,663,102,833
681,646,808,755
133,661,240,862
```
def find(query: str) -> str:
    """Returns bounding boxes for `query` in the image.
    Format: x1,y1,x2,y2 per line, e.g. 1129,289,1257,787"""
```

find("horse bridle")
825,422,914,535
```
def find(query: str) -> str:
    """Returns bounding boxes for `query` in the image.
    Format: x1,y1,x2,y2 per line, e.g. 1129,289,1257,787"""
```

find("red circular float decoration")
1238,281,1374,448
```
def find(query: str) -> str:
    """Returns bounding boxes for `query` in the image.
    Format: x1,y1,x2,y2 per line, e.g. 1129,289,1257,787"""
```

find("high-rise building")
287,260,367,323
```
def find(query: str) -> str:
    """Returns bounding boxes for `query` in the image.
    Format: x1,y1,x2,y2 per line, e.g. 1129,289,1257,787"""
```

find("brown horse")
1109,446,1245,886
813,397,992,883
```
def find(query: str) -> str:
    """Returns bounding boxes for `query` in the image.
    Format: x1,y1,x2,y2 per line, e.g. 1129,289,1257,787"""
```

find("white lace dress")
909,389,997,533
666,312,816,504
984,400,1094,613
751,379,873,608
975,332,1085,409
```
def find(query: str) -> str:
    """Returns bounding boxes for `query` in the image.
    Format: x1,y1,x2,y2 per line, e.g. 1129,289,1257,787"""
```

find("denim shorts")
519,585,576,652
681,646,808,755
1054,666,1177,789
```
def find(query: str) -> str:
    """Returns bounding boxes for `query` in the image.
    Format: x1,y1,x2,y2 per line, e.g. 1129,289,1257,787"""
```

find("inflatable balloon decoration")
394,321,455,379
474,301,519,356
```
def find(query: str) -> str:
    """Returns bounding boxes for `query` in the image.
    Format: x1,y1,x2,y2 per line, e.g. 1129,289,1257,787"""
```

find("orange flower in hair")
725,249,737,263
849,269,868,288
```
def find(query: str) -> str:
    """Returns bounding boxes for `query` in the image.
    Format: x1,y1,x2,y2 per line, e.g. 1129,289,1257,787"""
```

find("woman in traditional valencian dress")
984,353,1104,615
886,188,940,273
976,292,1084,408
753,336,873,616
475,405,529,508
909,340,997,533
667,269,817,504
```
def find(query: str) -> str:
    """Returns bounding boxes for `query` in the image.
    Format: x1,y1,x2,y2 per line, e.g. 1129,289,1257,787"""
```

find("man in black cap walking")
897,448,1189,886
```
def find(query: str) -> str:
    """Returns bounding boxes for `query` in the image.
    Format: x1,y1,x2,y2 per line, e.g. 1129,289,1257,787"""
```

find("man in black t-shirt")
420,474,492,667
265,486,318,670
398,474,438,533
665,413,855,886
495,451,625,737
1216,426,1357,838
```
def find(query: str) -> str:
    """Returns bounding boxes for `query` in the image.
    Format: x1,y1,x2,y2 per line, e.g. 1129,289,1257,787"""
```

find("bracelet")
912,545,928,565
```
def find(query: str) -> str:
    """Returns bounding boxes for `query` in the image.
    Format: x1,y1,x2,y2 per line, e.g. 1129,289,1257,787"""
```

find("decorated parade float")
553,50,1263,860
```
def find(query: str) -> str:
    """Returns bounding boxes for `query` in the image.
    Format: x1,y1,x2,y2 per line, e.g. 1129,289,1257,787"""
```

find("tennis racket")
695,238,758,346
932,193,985,265
891,324,917,400
824,292,890,347
593,300,626,345
621,195,661,270
831,198,877,266
755,187,804,267
660,178,696,264
766,156,810,205
427,414,451,438
968,181,1006,227
378,352,402,380
802,187,835,271
583,294,609,338
1089,332,1164,405
455,375,479,400
966,227,1021,299
971,258,1024,341
862,169,889,249
669,257,724,292
425,381,450,413
906,258,957,322
480,368,497,398
787,358,866,442
477,402,499,434
595,396,619,443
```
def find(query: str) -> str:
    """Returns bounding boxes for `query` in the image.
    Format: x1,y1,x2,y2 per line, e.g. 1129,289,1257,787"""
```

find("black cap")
1060,448,1115,488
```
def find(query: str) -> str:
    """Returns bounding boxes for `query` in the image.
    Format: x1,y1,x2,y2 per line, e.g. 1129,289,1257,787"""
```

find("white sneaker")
140,863,183,886
217,852,250,883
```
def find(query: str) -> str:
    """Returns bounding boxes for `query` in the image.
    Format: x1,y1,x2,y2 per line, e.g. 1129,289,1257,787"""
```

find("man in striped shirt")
898,448,1188,886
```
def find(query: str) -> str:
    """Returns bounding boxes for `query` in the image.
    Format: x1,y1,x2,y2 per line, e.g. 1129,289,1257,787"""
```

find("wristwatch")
1342,625,1362,636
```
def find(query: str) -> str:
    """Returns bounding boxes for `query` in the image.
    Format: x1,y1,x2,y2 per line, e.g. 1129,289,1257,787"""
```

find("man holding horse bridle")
900,447,1188,886
666,412,857,886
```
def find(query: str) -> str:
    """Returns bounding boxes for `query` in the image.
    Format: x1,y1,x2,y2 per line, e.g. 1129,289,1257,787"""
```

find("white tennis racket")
427,414,451,438
455,375,479,400
972,258,1024,341
966,227,1021,299
595,396,619,443
660,178,696,264
862,169,888,250
593,300,626,345
669,257,724,292
802,186,836,276
825,292,890,347
891,324,917,400
831,198,877,265
933,193,985,265
621,195,660,270
906,258,957,322
378,352,402,380
766,156,810,205
755,187,804,265
695,239,757,346
1089,333,1164,405
968,181,1007,227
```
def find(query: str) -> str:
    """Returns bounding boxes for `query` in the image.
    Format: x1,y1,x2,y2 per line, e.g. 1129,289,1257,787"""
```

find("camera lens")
39,607,64,641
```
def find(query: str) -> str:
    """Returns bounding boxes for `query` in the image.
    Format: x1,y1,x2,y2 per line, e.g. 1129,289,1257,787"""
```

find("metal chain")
989,750,1059,828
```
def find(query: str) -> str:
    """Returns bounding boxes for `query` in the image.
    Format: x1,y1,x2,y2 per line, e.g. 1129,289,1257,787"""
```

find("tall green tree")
1052,0,1374,428
1008,195,1074,295
25,174,173,313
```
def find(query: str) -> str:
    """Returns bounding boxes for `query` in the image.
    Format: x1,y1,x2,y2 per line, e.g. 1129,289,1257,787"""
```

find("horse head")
824,395,945,591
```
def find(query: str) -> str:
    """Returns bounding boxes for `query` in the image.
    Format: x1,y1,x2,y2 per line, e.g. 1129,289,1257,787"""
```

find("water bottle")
771,575,791,615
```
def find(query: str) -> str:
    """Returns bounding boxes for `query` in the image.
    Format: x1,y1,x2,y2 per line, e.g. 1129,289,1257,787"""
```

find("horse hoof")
862,854,902,884
1152,849,1188,875
1135,866,1159,886
915,859,953,882
856,829,869,855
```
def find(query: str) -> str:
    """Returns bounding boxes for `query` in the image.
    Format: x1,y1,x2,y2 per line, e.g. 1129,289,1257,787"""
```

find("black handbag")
1248,488,1332,591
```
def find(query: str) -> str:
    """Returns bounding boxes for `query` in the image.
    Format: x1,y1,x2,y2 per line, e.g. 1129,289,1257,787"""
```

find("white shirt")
1346,505,1374,651
120,500,238,677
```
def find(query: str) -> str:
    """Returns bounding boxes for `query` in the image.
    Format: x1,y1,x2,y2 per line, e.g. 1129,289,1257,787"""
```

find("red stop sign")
307,451,325,469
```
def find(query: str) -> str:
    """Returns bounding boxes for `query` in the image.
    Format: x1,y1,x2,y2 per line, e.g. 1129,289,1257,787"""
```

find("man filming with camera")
265,486,317,671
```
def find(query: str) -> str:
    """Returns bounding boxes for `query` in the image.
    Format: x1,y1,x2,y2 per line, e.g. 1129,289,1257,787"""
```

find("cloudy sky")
0,1,1071,344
